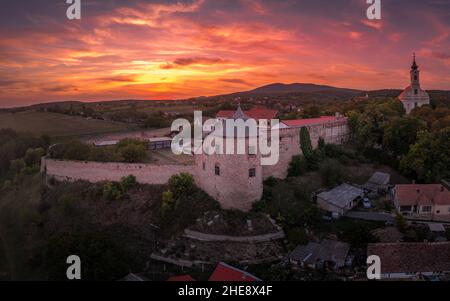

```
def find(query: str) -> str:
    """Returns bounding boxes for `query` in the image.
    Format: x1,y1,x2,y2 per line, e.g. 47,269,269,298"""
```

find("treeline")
49,139,150,163
348,99,450,183
0,128,50,189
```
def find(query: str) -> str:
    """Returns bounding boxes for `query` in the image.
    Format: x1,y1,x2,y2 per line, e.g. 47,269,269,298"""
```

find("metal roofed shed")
289,239,350,269
428,223,446,233
317,183,364,217
93,140,119,147
147,137,172,150
365,172,391,193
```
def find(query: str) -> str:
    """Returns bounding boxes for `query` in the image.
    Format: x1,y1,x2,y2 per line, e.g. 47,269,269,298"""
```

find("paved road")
344,211,395,222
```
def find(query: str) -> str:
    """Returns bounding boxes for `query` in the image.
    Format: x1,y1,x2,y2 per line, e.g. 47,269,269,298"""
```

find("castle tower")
398,54,430,114
194,105,263,211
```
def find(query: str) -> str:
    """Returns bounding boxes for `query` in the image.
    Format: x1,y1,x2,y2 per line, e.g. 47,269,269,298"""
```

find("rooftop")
281,116,347,128
367,242,450,274
167,275,196,281
289,239,350,268
208,262,261,281
317,183,364,209
216,107,278,120
394,184,450,206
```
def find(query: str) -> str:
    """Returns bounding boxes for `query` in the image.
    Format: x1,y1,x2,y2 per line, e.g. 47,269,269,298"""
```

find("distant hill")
247,83,362,95
213,83,365,101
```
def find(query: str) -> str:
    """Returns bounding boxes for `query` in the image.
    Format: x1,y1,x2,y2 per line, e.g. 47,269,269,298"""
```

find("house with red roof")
167,275,196,281
393,184,450,221
367,242,450,280
208,262,261,282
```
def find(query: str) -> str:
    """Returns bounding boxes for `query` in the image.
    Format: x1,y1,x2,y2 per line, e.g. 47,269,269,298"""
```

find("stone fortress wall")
42,158,194,185
42,115,350,211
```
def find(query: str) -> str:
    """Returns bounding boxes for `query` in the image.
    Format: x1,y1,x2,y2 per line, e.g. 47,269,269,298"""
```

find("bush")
102,182,123,201
116,139,148,163
120,175,137,192
288,155,308,177
319,158,346,187
286,227,309,246
161,190,175,217
24,148,45,167
168,173,195,198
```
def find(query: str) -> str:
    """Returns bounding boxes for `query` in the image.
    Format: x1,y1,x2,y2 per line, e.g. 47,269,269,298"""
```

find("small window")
414,89,418,95
249,168,256,178
414,75,417,81
422,206,432,213
202,162,206,170
215,165,220,176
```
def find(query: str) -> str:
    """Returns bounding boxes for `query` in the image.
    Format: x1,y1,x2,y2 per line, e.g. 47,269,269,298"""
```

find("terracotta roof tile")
367,242,450,274
394,184,450,206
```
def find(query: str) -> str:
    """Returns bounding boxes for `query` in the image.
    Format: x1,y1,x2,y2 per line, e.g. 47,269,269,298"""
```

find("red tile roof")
208,262,261,281
394,184,450,206
216,107,278,120
167,275,196,281
282,116,347,128
367,242,450,274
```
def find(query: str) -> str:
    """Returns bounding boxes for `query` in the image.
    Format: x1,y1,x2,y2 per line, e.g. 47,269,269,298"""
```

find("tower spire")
411,52,418,70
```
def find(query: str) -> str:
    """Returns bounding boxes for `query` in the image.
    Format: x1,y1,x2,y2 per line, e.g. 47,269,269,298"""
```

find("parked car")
363,198,372,209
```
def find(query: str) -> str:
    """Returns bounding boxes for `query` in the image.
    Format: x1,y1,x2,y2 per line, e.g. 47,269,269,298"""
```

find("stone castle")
42,107,350,211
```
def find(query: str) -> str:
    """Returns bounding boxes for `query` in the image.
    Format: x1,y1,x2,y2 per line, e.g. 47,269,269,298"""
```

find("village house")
316,183,364,218
367,242,450,280
393,184,450,221
289,239,350,270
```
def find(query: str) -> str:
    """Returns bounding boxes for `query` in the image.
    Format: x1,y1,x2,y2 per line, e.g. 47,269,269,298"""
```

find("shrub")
288,155,308,177
161,190,175,217
24,147,45,167
117,143,148,163
120,175,137,192
102,181,123,201
319,158,346,187
168,173,195,198
286,227,309,246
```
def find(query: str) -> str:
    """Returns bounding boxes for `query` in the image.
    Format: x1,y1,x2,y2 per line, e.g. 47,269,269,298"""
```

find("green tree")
382,117,427,158
102,181,123,201
168,173,195,198
300,127,313,157
319,158,346,187
161,190,175,217
120,175,137,192
400,128,450,182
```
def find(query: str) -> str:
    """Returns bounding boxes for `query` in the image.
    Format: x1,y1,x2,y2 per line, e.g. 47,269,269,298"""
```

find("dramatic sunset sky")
1,0,449,107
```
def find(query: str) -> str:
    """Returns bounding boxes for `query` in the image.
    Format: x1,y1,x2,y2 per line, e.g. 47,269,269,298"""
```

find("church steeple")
410,53,420,89
411,53,418,70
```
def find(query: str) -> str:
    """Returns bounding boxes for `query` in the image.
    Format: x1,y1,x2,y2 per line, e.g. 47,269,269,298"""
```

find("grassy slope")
0,111,133,138
0,174,45,280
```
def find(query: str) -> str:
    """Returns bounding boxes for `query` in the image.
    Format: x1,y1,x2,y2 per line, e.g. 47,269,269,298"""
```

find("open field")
0,111,134,138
